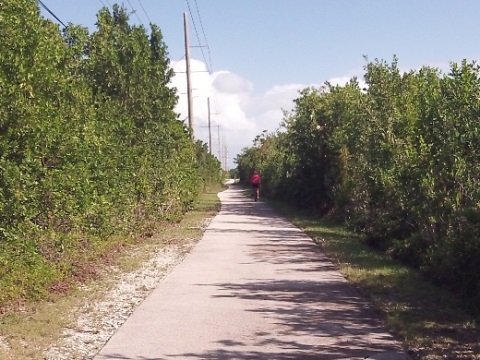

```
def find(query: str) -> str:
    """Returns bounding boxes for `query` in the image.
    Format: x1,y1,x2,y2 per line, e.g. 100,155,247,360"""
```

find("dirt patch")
43,231,204,359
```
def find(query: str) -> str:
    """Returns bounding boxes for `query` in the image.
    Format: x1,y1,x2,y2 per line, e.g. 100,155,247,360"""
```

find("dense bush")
236,57,480,309
0,1,221,306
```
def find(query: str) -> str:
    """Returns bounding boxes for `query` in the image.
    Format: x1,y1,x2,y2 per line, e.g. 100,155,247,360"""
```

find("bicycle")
251,184,259,202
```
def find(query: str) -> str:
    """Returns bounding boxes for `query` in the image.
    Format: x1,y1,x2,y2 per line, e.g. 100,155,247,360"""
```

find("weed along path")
94,185,411,360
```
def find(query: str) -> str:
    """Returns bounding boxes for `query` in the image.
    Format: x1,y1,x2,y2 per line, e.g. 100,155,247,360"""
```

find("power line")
185,0,221,139
193,0,213,73
185,0,210,73
98,0,112,7
126,0,143,25
182,0,224,161
38,0,67,28
137,0,152,24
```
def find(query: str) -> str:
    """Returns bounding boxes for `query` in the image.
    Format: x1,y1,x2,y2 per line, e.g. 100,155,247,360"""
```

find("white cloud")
170,59,390,168
213,71,253,94
326,67,367,89
327,76,353,87
170,59,312,168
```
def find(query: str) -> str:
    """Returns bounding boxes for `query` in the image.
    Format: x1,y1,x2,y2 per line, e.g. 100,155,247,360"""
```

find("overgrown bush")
236,57,480,309
0,1,222,307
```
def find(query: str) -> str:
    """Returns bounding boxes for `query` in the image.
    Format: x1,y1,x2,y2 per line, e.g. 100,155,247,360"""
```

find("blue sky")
40,0,480,168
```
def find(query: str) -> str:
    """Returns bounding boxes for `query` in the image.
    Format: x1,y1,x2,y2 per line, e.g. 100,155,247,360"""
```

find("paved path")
94,185,410,360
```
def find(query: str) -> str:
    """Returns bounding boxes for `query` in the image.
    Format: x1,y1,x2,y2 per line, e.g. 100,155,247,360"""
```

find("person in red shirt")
250,170,262,201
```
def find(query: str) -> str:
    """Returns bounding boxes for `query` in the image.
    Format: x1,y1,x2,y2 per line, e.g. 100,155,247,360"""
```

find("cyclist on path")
250,170,262,201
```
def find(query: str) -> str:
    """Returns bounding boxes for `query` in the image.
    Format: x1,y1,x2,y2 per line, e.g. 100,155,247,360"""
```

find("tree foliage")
236,57,480,308
0,1,222,306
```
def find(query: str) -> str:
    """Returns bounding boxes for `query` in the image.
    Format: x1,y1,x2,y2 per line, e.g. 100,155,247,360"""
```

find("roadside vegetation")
236,57,480,358
273,203,479,359
0,1,223,314
0,186,223,360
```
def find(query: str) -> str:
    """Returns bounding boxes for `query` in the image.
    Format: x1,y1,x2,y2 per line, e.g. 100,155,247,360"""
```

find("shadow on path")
168,186,410,359
95,185,410,360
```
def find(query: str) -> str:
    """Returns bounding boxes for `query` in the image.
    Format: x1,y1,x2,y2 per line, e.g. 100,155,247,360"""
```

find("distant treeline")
236,56,480,310
0,1,221,306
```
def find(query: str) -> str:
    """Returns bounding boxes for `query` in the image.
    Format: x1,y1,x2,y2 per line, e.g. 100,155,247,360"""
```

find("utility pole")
208,97,212,154
183,12,194,138
224,143,229,172
217,125,222,168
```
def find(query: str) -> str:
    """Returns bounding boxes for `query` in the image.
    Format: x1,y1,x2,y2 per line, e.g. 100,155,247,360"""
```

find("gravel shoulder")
43,219,211,360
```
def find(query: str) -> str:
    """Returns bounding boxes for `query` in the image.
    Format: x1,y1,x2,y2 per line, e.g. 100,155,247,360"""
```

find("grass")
0,185,224,360
271,201,480,360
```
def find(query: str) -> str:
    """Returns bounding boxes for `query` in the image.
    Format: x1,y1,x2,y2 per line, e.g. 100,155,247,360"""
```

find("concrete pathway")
94,185,411,360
